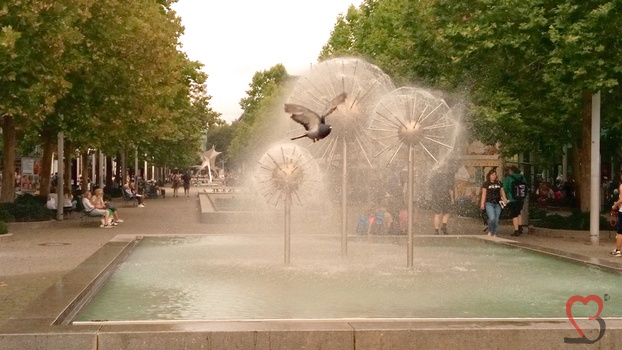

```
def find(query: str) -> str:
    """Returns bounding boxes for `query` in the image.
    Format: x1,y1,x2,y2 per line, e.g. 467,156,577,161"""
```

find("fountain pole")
284,192,291,266
341,138,348,256
407,144,414,268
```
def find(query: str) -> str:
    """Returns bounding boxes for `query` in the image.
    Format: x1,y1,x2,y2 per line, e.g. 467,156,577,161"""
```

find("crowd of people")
45,187,124,229
43,169,202,227
356,165,530,238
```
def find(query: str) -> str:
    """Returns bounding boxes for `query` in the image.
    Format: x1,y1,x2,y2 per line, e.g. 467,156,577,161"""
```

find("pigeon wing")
284,104,321,131
320,92,347,121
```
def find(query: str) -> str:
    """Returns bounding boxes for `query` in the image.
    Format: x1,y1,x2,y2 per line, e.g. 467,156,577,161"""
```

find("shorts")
88,208,108,217
431,195,452,215
507,200,524,218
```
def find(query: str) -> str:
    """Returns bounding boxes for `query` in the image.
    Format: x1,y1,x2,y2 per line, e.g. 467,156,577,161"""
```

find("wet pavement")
0,184,620,328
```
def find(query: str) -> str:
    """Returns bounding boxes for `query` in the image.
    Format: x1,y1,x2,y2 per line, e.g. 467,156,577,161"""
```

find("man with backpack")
503,166,527,236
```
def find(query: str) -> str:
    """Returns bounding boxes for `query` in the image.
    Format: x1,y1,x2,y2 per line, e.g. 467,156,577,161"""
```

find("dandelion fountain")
256,143,321,265
287,57,395,254
369,87,461,266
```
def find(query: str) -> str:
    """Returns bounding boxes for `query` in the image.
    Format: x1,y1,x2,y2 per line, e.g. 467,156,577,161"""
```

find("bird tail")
290,134,306,140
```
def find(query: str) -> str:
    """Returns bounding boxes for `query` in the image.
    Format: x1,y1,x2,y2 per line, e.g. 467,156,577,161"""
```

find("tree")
430,0,622,211
0,0,94,201
321,0,622,211
228,64,290,167
33,0,218,193
238,64,288,123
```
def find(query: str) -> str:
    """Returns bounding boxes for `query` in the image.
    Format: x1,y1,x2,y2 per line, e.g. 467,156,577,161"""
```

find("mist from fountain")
227,58,464,265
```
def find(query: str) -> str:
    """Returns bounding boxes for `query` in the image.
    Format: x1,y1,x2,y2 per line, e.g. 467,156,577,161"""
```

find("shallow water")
75,235,622,321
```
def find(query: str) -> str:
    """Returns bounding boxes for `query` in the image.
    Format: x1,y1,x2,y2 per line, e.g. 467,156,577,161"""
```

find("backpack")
512,178,527,199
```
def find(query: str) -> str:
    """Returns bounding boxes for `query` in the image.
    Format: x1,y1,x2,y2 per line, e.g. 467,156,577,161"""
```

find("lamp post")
56,130,64,221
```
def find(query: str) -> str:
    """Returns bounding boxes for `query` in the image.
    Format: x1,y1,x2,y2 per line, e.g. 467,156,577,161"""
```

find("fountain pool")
4,233,622,350
73,235,622,322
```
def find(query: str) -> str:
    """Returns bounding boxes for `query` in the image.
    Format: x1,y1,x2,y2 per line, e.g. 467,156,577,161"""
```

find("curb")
6,220,57,230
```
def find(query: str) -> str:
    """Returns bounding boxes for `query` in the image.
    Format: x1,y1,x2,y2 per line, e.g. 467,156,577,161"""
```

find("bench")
120,190,138,207
48,207,76,220
80,210,103,226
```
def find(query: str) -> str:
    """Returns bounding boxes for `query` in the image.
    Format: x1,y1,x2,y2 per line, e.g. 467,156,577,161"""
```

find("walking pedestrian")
430,165,455,235
182,171,191,197
480,169,508,237
611,177,622,256
503,166,527,236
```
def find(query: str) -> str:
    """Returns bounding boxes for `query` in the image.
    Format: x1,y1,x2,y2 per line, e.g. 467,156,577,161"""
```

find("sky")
171,0,358,123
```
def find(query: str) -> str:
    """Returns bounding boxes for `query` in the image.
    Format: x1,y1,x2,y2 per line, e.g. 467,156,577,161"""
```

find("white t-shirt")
82,197,95,211
46,194,57,210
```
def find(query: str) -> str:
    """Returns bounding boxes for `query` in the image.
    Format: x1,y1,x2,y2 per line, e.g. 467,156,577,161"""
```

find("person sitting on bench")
124,183,145,207
63,186,77,211
92,188,123,224
82,190,113,228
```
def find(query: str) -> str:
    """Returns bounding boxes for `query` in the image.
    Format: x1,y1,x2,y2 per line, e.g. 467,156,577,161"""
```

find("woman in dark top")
480,169,508,237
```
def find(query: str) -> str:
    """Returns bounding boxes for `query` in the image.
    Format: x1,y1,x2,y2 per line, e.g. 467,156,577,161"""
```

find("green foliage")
0,221,7,235
0,204,14,222
0,0,92,120
1,193,52,222
206,123,236,160
529,207,609,230
1,0,223,199
320,0,622,163
228,64,290,168
238,64,288,123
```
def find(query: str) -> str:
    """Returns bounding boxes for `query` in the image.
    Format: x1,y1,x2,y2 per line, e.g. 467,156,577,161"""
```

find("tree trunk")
1,115,17,203
64,140,72,190
115,153,122,186
106,155,113,188
39,129,55,198
575,90,592,212
80,149,89,194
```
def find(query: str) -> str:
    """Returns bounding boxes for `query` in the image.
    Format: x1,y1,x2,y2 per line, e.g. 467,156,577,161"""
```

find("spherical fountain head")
397,121,424,145
328,94,362,130
256,143,322,206
271,162,304,193
285,57,396,168
369,87,461,167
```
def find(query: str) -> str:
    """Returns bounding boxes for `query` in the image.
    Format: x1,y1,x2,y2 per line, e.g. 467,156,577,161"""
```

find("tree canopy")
226,64,290,167
0,0,221,200
320,0,622,210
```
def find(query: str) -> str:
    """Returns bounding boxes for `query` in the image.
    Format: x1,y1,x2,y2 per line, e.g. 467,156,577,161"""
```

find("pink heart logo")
566,295,604,338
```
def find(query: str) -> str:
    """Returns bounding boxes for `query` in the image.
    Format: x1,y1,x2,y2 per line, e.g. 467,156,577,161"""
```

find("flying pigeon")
285,92,347,142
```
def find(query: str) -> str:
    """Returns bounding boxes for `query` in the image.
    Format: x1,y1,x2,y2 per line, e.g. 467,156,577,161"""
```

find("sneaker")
116,219,124,223
610,250,621,256
138,204,145,208
441,226,448,235
100,224,105,228
518,226,524,235
434,229,439,235
103,225,113,229
511,231,520,237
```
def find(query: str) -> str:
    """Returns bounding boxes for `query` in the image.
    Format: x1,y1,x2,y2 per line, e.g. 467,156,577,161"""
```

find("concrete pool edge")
2,234,622,350
2,318,621,349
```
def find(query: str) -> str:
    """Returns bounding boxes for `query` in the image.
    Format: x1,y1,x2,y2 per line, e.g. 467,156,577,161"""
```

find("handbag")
610,207,618,227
